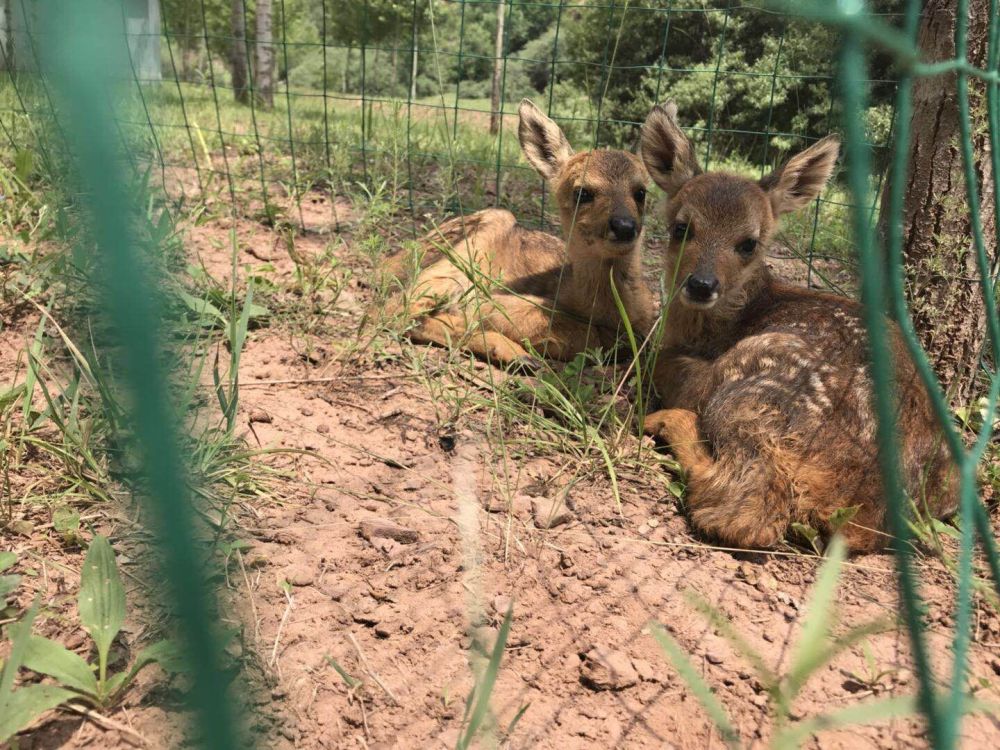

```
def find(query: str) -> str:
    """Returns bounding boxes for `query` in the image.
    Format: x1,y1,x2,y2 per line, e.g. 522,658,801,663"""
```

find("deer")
386,99,655,369
638,101,957,552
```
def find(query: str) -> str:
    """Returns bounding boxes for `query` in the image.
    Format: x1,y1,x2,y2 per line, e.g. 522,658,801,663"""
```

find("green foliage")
0,538,182,744
456,603,518,750
19,536,183,709
0,603,78,745
651,537,912,748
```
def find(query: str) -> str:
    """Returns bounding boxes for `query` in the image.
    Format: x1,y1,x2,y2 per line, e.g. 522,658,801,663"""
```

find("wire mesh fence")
2,0,999,748
1,1,905,282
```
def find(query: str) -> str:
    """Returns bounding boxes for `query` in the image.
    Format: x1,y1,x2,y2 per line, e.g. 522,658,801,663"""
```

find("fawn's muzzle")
684,274,720,305
608,215,638,242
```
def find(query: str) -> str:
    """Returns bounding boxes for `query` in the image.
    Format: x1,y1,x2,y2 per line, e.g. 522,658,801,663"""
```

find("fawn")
386,99,654,367
639,102,957,552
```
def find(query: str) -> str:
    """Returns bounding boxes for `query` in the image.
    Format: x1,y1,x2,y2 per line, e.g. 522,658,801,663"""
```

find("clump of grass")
651,536,922,749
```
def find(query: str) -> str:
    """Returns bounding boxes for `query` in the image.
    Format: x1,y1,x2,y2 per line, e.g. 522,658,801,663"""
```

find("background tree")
230,0,250,103
490,0,506,134
880,0,996,405
255,0,274,108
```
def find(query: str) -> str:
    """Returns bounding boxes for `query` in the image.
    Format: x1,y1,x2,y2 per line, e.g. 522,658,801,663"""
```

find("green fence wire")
2,0,1000,748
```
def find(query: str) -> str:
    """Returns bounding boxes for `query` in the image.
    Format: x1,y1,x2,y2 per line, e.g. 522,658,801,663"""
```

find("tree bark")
881,0,996,406
255,0,275,109
230,0,250,104
489,0,506,134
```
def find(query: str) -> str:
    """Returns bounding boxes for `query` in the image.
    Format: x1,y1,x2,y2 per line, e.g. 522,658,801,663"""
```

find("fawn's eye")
574,188,595,205
736,238,758,256
672,222,691,241
633,188,646,205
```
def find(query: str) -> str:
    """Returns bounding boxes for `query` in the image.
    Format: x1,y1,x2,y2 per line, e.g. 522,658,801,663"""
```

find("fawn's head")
640,102,839,311
519,99,649,261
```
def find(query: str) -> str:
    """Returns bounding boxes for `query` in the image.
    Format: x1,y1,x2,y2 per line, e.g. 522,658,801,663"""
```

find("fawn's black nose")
609,216,638,242
685,274,719,302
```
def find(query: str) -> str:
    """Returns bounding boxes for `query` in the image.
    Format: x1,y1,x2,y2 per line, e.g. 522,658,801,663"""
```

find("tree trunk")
881,0,996,406
409,38,418,101
255,0,275,109
230,0,250,104
489,0,506,134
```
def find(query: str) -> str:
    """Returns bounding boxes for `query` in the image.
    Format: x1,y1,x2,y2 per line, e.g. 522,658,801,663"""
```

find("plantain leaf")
78,535,125,678
21,636,98,698
107,639,185,701
0,684,77,744
0,552,16,573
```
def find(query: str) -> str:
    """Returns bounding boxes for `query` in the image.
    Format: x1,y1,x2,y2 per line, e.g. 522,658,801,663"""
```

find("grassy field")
2,74,999,748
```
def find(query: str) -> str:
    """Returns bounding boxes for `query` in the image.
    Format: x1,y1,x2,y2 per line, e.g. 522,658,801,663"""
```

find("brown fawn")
639,102,957,552
387,99,654,367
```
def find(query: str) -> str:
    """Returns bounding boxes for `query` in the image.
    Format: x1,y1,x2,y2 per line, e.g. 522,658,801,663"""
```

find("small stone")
580,645,639,691
249,408,272,424
283,564,314,587
300,406,314,417
492,594,513,615
359,519,420,544
632,657,661,683
531,498,573,529
703,636,726,665
316,424,330,434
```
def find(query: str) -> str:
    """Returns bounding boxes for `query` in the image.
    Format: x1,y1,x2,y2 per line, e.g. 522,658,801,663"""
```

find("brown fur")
640,102,957,552
386,99,655,367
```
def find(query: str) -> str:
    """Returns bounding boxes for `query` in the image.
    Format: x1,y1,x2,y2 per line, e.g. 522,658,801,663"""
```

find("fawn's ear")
640,102,701,197
761,135,840,216
518,99,574,180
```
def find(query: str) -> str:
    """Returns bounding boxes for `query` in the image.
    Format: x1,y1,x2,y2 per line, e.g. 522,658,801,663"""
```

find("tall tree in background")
255,0,275,108
489,0,506,134
230,0,250,103
881,0,996,405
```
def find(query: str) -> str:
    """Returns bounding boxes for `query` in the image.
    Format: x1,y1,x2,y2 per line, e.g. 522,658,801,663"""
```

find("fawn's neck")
565,244,645,322
662,268,772,352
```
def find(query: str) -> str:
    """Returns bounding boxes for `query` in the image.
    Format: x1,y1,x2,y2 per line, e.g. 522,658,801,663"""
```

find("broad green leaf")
785,535,846,701
0,684,77,743
772,695,916,750
52,507,81,534
0,553,17,579
651,623,741,749
107,639,184,700
0,575,20,604
457,604,515,750
22,636,99,698
78,535,125,678
177,289,227,327
2,600,40,695
828,505,861,533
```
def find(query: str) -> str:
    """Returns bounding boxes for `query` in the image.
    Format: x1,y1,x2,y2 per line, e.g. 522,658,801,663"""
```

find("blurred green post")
38,2,241,747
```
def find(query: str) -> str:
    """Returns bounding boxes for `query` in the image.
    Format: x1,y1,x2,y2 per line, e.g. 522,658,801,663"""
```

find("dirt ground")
4,190,1000,749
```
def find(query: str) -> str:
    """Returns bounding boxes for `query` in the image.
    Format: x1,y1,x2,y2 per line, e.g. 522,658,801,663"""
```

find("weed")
651,537,917,749
1,536,182,743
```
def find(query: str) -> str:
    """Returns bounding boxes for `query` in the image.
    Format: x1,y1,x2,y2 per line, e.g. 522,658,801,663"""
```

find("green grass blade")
457,603,514,750
784,535,845,702
650,623,741,749
771,695,916,750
